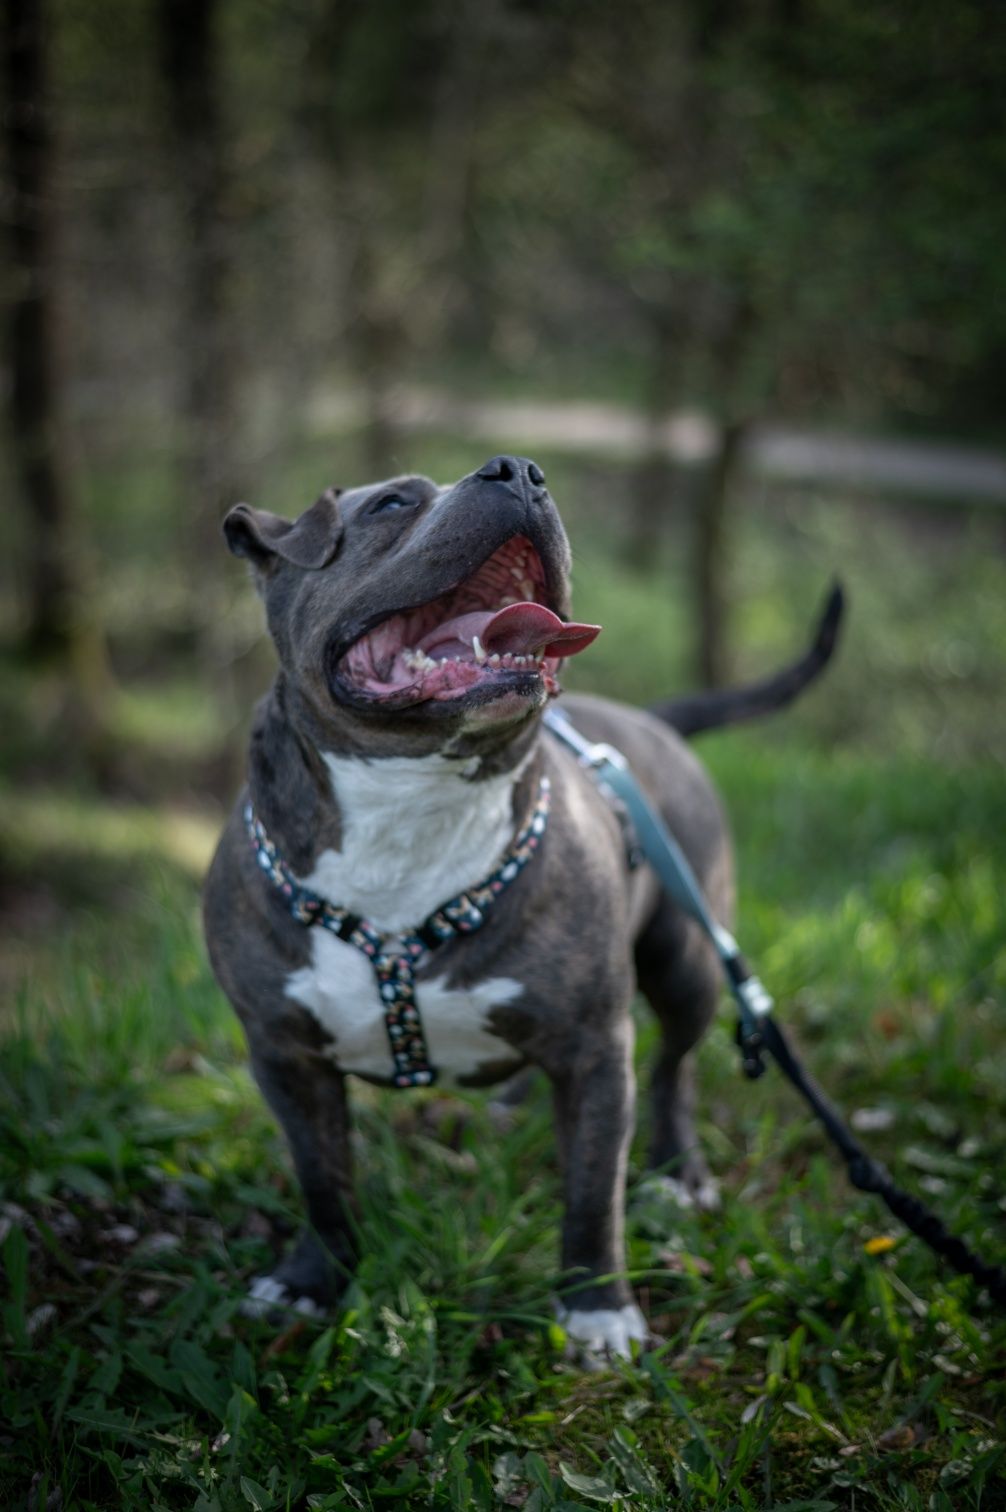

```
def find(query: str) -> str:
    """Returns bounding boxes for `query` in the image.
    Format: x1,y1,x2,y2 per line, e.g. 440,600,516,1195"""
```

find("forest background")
2,1,1005,1508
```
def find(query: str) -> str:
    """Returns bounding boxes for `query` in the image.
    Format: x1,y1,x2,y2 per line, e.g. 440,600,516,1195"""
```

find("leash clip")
726,954,774,1080
735,1017,768,1080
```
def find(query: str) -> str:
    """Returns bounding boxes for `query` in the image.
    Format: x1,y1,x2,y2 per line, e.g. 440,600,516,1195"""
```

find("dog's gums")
338,534,601,707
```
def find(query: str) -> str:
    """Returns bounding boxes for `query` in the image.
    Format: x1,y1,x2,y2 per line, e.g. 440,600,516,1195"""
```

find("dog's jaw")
332,534,599,716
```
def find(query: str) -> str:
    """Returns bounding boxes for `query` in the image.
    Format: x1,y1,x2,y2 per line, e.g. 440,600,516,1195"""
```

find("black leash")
544,706,1006,1307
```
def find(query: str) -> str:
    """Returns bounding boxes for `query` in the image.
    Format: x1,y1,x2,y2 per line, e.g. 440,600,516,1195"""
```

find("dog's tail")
651,582,845,738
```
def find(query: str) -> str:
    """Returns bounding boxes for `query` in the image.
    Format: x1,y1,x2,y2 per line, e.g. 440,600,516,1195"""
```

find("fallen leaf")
27,1303,58,1338
364,1417,389,1450
262,1319,308,1359
104,1224,140,1245
137,1232,181,1257
876,1423,916,1451
851,1107,895,1132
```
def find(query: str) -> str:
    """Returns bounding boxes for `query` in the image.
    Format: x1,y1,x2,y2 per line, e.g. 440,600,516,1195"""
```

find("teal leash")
544,705,1006,1305
544,707,773,1072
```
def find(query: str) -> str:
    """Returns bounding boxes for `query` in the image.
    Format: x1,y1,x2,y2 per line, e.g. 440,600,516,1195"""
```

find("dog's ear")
223,488,343,571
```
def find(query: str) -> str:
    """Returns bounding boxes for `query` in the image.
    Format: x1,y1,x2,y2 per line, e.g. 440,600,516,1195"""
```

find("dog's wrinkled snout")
476,455,546,492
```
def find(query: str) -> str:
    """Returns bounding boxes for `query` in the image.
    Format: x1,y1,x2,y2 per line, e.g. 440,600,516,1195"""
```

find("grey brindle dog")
204,455,840,1355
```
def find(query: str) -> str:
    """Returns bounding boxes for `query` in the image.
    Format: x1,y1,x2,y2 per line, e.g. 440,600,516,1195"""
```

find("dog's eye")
369,493,412,515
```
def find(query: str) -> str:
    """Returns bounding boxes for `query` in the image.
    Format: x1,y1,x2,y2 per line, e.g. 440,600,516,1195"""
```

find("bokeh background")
4,0,1006,997
2,3,1006,1505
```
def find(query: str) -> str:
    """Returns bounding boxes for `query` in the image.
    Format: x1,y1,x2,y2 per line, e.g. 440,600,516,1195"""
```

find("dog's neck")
249,677,540,934
301,747,536,932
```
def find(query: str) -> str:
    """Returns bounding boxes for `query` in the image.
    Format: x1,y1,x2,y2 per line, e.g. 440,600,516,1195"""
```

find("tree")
157,0,241,558
4,0,76,658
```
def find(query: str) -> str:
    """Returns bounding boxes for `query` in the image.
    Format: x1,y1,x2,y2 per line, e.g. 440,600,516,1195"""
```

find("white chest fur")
302,750,526,932
285,932,523,1082
284,750,529,1083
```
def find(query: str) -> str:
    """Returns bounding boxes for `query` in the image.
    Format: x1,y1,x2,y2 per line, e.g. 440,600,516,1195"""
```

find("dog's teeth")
510,566,524,581
500,595,517,607
472,635,487,664
521,578,536,599
489,653,501,666
407,649,438,672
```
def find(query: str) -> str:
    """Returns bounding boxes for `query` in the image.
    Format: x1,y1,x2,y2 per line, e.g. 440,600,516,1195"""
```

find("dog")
204,454,841,1355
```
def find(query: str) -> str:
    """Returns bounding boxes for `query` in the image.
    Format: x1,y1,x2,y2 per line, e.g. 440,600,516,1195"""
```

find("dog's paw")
555,1301,650,1363
240,1274,326,1320
637,1172,721,1213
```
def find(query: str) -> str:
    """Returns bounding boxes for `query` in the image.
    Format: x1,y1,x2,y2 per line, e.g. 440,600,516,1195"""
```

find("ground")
1,449,1005,1510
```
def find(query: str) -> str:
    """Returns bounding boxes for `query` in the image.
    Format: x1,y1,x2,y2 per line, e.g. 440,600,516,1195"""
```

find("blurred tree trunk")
420,0,493,348
4,0,75,659
692,297,754,686
346,227,404,476
157,0,240,560
694,416,747,687
298,1,406,478
628,303,682,568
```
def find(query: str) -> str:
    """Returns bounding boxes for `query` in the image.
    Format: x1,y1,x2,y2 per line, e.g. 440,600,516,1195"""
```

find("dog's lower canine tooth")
472,635,487,663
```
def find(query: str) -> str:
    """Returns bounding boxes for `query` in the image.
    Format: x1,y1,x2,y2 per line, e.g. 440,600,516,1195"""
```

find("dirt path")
309,385,1006,504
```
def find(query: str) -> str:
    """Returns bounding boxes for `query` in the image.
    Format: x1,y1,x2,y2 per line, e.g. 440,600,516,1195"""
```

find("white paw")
638,1173,721,1213
241,1274,324,1320
556,1301,649,1360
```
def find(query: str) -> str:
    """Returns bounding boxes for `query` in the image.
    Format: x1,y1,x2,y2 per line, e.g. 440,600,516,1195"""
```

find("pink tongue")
419,603,601,660
482,601,601,657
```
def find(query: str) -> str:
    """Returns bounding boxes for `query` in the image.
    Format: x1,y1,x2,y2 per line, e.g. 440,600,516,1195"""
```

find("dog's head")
224,456,600,759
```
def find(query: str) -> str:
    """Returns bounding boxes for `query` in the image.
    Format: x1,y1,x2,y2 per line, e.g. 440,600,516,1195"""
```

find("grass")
2,444,1005,1507
2,729,1004,1510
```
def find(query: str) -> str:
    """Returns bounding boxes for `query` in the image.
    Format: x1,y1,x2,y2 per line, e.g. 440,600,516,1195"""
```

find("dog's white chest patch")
284,932,524,1083
302,750,528,933
283,748,531,1081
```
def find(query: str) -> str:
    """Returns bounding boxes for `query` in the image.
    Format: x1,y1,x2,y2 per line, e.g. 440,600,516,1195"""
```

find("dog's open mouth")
338,535,600,707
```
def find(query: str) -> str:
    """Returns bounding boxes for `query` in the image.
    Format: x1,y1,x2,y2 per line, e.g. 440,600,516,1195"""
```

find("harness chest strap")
246,776,551,1088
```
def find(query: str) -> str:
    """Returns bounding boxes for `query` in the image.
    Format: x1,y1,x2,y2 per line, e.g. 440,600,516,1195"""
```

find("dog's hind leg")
634,904,722,1210
242,1038,357,1317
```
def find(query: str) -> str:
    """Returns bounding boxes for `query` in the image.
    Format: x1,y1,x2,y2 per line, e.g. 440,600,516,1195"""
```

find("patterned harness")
246,777,551,1087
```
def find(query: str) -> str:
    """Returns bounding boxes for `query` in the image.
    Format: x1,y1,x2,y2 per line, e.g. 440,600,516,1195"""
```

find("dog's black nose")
476,455,546,489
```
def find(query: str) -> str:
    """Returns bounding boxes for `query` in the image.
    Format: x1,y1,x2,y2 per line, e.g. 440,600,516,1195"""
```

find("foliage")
2,721,1004,1508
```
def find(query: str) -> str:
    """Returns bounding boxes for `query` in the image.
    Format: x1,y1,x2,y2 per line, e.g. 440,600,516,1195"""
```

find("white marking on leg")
242,1274,324,1319
555,1301,649,1359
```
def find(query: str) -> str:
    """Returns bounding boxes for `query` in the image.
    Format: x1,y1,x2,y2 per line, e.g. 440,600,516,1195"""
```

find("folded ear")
223,488,343,571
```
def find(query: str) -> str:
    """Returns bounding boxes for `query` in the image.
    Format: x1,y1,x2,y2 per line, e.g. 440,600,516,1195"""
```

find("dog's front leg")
550,1020,647,1358
243,1039,357,1316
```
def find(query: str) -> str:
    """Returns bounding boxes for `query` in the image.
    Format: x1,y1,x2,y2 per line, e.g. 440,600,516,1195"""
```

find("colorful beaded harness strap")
245,777,551,1088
